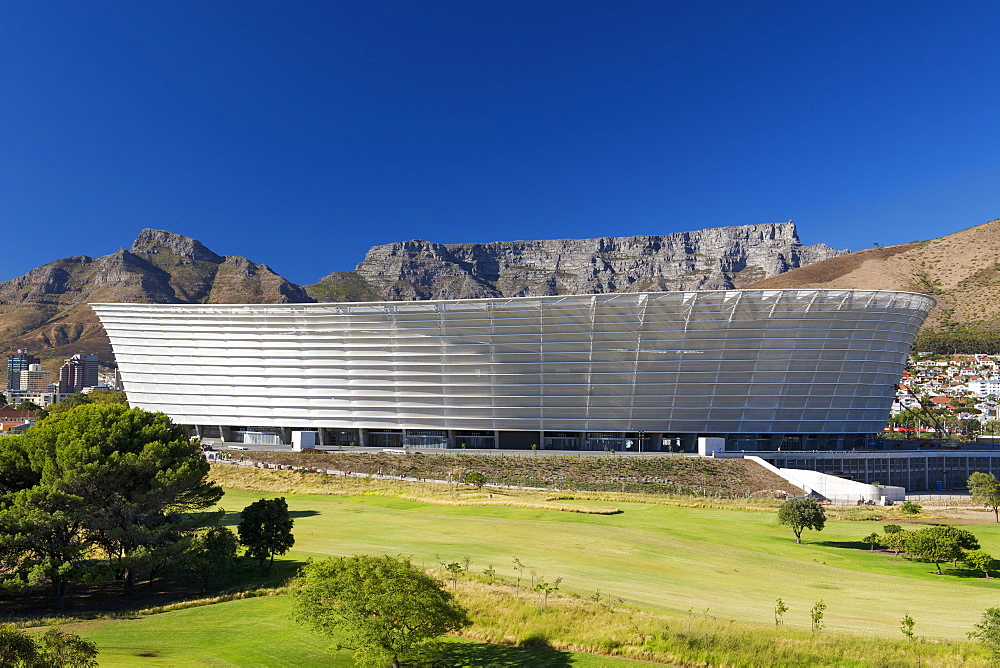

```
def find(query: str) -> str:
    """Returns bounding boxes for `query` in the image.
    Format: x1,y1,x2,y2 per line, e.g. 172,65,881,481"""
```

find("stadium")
93,289,934,453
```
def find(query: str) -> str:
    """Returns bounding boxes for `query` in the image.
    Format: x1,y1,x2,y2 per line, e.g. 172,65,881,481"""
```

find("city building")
18,363,55,393
6,350,39,392
93,289,934,451
58,353,99,393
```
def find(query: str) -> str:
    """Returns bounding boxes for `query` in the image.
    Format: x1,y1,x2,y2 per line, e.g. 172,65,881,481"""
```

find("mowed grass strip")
54,594,660,667
217,486,1000,640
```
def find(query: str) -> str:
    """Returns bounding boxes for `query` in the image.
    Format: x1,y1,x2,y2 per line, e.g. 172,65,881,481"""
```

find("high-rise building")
58,354,99,393
6,349,39,392
19,364,54,393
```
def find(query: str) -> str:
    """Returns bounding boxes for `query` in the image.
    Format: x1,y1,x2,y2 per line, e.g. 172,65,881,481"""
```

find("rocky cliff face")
352,222,847,300
0,223,847,370
0,229,312,369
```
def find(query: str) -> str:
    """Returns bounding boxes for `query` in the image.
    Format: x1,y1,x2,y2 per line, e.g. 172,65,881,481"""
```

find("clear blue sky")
3,1,1000,285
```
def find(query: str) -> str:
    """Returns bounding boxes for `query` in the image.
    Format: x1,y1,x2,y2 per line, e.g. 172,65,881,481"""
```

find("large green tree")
291,555,470,668
969,471,1000,522
0,404,223,603
777,498,826,543
238,497,295,574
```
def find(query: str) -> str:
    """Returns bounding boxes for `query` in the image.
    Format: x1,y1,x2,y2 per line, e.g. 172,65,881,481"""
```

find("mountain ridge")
0,222,848,373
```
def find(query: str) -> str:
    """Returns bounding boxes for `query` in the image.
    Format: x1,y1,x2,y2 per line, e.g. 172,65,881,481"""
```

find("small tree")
443,561,462,589
464,471,486,490
900,501,921,523
862,532,880,551
291,555,470,668
238,497,295,574
774,597,788,627
877,530,912,561
969,472,1000,522
965,550,994,579
512,557,527,597
534,576,562,610
901,612,916,641
970,608,1000,659
0,624,98,667
777,498,826,543
810,600,826,633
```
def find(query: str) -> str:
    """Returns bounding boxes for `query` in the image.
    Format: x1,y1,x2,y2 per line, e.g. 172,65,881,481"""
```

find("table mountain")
1,222,847,373
308,221,846,301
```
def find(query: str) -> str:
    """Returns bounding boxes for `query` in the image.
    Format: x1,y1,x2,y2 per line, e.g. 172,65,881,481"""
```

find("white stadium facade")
93,289,934,453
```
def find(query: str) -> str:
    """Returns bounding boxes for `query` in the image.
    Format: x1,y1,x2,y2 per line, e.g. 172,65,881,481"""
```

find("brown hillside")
0,230,313,375
749,218,1000,329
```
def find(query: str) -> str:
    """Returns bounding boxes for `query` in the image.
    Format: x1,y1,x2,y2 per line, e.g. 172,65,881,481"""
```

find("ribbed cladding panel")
92,289,935,433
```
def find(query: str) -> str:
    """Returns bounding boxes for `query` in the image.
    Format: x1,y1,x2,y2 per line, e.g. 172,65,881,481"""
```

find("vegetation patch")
242,450,799,497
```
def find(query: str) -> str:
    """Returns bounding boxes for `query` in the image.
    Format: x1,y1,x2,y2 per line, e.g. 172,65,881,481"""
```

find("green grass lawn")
56,594,659,667
44,488,1000,665
216,489,1000,640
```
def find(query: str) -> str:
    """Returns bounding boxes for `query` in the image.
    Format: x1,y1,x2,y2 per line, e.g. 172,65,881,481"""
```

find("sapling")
774,598,788,627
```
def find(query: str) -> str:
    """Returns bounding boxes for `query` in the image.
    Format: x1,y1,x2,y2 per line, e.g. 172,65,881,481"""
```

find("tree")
901,612,916,641
0,405,223,603
186,526,239,589
774,598,788,627
463,471,486,490
970,608,1000,659
777,498,826,543
0,486,91,609
37,390,128,420
86,389,128,405
906,526,979,574
877,530,912,561
965,550,994,579
534,576,561,610
0,624,98,667
810,600,826,633
961,418,982,439
862,532,880,551
238,497,294,574
969,472,1000,522
900,501,921,523
291,555,471,668
30,405,223,595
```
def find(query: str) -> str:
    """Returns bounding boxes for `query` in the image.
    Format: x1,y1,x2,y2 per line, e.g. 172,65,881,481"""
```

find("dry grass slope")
242,451,802,497
749,218,1000,330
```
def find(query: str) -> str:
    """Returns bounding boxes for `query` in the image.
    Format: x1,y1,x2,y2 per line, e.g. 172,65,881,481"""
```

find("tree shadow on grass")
217,509,319,527
435,639,574,667
814,540,869,550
